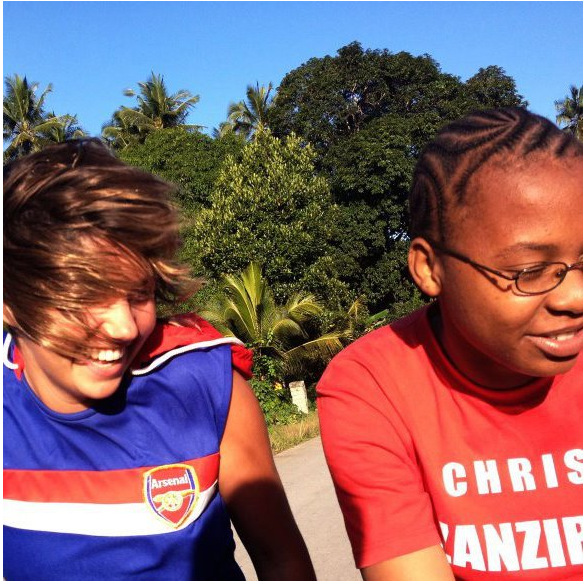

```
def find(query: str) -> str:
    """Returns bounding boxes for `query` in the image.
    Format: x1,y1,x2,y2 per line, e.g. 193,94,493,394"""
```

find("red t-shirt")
317,305,583,580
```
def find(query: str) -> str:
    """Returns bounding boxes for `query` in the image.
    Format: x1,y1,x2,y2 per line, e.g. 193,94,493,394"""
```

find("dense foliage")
268,42,528,313
189,129,348,305
119,127,244,209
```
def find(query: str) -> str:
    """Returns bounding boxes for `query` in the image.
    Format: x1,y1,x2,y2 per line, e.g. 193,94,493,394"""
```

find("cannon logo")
143,464,199,528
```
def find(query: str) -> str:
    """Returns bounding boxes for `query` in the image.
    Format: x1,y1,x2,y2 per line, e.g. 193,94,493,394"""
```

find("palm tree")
103,73,202,149
222,82,274,139
42,113,87,143
212,120,235,139
3,74,64,160
117,72,201,135
555,85,583,141
101,110,143,150
199,262,347,379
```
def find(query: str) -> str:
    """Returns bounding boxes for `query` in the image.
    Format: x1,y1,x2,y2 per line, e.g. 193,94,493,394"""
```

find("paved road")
233,436,362,581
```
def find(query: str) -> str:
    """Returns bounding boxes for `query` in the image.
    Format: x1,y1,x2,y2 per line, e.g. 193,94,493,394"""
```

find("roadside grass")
268,410,320,454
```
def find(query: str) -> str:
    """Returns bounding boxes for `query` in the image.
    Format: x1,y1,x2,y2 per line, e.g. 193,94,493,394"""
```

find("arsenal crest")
143,464,199,528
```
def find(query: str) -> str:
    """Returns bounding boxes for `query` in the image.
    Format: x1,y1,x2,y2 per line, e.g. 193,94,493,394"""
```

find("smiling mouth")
544,331,579,341
527,327,583,359
85,348,125,365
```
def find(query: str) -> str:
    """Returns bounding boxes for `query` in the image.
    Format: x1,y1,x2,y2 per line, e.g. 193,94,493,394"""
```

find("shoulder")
3,332,25,399
131,340,233,407
129,339,235,447
129,318,238,421
131,313,252,378
320,305,431,383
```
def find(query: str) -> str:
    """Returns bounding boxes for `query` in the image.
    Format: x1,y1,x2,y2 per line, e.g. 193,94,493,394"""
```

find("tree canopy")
555,85,583,141
103,72,201,147
268,42,527,312
118,127,244,209
188,129,348,305
4,49,531,318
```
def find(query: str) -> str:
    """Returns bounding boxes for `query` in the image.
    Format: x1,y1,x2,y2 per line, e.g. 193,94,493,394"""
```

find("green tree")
3,74,65,161
199,262,346,380
555,85,583,141
220,82,275,139
42,113,87,143
269,43,464,151
464,66,528,110
212,121,235,138
199,262,354,425
103,72,201,147
188,129,348,305
268,42,526,313
102,110,142,150
119,127,244,209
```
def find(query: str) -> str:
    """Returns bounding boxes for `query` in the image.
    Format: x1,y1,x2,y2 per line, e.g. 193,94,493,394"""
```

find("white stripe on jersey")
3,482,217,536
131,338,245,375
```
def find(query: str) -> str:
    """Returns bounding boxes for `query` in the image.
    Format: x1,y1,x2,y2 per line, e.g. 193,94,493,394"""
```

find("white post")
288,380,309,414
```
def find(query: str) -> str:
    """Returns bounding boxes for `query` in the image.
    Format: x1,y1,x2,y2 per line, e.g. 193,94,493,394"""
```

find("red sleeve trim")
133,313,253,380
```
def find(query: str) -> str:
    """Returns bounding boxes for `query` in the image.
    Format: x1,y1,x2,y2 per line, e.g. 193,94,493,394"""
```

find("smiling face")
432,155,583,388
13,295,157,413
5,243,159,414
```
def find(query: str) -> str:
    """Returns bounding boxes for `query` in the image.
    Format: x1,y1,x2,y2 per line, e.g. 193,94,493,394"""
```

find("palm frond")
213,121,235,138
116,107,157,131
111,72,199,140
284,293,324,323
240,262,265,308
221,82,275,140
3,74,59,158
281,332,345,376
196,262,347,380
197,307,237,337
555,85,583,140
271,317,307,344
223,296,260,342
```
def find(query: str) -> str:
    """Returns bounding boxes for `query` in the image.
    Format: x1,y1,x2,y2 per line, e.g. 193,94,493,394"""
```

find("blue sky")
3,1,583,138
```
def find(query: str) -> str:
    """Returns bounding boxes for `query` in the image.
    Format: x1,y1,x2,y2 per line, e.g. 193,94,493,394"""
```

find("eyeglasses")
430,242,583,295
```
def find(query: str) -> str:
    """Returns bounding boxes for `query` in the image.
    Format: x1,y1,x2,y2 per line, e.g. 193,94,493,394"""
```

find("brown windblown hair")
409,107,583,242
4,138,198,357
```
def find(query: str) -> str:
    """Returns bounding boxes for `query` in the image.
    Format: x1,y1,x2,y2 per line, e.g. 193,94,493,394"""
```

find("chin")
523,354,581,379
81,380,124,402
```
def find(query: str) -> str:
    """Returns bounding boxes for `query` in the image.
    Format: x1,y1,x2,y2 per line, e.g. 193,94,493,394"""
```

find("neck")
429,306,539,390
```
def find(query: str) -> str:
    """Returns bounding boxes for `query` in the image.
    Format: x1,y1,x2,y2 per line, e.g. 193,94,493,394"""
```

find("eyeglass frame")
427,240,583,296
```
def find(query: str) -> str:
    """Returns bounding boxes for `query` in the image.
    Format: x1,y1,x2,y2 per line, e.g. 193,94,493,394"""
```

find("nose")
99,300,139,342
547,265,583,315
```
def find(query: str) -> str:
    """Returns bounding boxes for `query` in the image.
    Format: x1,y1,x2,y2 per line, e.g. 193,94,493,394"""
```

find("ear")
3,304,17,328
408,237,443,298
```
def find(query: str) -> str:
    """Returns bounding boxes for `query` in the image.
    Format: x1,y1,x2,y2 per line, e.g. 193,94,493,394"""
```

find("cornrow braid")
409,107,582,242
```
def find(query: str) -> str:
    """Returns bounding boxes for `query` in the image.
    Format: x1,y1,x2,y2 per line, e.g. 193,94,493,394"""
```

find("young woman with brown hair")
3,139,315,581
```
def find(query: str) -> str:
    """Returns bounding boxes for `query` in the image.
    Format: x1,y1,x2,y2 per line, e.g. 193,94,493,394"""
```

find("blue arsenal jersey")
3,330,246,581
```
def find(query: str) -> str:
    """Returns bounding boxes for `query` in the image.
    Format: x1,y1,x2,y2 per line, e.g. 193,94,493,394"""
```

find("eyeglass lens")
517,263,582,294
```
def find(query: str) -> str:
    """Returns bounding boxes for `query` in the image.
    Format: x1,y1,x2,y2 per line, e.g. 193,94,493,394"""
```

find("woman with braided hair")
317,107,583,580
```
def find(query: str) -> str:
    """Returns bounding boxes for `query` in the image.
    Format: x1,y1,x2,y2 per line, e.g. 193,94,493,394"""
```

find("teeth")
89,349,123,362
550,333,575,341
